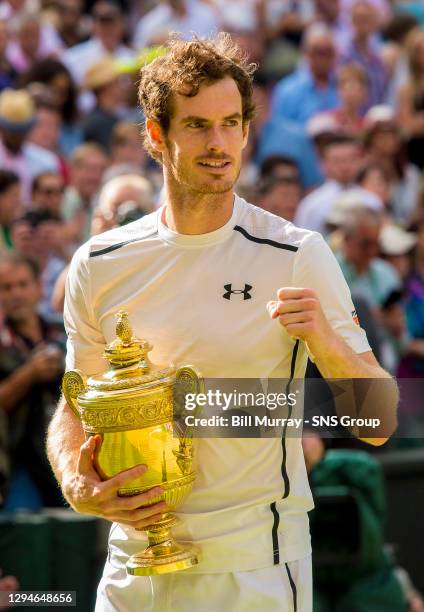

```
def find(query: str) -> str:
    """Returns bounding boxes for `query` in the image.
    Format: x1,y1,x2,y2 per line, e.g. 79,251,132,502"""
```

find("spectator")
0,170,21,256
31,171,65,219
63,0,134,87
380,223,417,281
356,162,392,216
340,0,388,108
307,63,368,136
294,133,364,234
380,12,418,107
270,23,339,126
364,104,421,224
10,210,67,322
399,215,424,377
27,99,70,182
80,56,124,151
336,207,401,308
0,89,59,203
91,173,155,235
18,58,82,157
256,173,302,223
133,0,220,51
0,252,65,510
54,0,88,49
110,120,148,169
397,27,424,170
255,155,302,222
6,10,62,74
0,20,17,92
61,142,109,244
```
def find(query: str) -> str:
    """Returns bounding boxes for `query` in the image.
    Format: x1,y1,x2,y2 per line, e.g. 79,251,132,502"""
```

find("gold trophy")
62,311,202,576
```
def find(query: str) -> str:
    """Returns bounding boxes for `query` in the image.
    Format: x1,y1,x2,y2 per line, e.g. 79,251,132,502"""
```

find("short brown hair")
337,63,369,88
138,34,256,162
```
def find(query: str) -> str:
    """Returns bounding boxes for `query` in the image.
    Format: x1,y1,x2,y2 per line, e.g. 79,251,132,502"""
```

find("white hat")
364,105,396,130
307,112,339,138
326,188,383,226
380,224,416,256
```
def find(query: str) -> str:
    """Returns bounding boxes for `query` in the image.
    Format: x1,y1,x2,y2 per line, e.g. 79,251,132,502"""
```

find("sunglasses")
38,187,64,196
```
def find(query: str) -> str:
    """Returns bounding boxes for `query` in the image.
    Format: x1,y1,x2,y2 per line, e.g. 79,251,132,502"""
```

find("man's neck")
163,173,235,235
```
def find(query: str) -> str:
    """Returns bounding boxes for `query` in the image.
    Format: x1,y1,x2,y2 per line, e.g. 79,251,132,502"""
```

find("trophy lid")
80,311,175,398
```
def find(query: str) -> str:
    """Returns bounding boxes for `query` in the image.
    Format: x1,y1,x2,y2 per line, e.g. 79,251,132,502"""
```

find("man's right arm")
47,396,168,528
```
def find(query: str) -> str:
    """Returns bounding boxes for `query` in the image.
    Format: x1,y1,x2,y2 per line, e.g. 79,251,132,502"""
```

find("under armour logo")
223,284,253,300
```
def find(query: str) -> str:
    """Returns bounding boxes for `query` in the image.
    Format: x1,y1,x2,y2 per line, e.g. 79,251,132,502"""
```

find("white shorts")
95,553,312,612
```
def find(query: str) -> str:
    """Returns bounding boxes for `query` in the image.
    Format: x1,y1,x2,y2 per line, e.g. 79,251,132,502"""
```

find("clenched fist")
267,287,333,352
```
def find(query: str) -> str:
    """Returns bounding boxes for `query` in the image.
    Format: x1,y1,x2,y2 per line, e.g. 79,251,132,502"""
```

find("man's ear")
146,119,165,153
242,121,250,150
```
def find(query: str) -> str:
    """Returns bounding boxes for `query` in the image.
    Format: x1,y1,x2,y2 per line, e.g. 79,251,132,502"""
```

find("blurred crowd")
0,0,423,568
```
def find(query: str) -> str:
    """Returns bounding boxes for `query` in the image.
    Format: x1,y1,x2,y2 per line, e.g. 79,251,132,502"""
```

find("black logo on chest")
223,284,253,300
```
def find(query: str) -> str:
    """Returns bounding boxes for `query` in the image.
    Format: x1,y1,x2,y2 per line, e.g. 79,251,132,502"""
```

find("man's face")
352,2,377,39
344,222,381,270
0,263,41,322
19,19,40,59
72,152,108,199
33,173,65,215
29,108,61,151
305,36,336,81
259,181,301,222
315,0,340,22
322,143,362,185
339,78,367,110
159,77,249,196
92,13,123,50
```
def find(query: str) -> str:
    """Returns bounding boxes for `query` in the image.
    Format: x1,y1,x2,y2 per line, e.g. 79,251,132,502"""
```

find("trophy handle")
174,366,204,440
62,369,87,419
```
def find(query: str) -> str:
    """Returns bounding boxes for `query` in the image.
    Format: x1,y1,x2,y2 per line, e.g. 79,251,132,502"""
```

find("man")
270,23,339,126
47,36,397,611
0,252,65,509
336,207,401,309
91,173,155,235
0,89,59,203
340,0,388,109
63,0,134,87
80,57,124,151
257,156,302,222
0,169,21,256
61,142,109,244
294,133,365,235
133,0,220,51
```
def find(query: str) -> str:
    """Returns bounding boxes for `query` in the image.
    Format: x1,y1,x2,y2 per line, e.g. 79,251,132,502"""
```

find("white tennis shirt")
64,195,370,573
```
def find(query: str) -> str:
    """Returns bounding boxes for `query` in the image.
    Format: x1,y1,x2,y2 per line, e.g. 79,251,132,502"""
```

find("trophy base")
127,514,200,576
126,540,200,576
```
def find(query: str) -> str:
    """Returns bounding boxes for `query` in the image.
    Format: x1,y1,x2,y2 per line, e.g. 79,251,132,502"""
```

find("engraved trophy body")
62,311,202,576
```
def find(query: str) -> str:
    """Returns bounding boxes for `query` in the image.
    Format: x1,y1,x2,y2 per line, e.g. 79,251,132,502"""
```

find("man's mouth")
198,160,231,169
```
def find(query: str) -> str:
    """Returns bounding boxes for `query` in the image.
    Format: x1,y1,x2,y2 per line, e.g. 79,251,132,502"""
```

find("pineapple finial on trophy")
116,310,133,345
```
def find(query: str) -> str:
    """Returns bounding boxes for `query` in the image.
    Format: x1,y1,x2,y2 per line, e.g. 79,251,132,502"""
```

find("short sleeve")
64,241,107,376
293,232,371,359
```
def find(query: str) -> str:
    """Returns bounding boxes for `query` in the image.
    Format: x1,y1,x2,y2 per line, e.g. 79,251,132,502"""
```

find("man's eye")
224,119,238,126
187,122,203,128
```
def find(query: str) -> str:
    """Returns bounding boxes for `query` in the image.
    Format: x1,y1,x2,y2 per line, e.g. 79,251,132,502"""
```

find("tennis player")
47,35,397,611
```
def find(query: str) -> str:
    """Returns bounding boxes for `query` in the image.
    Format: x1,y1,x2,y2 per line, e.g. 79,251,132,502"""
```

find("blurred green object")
0,510,101,612
118,46,167,74
310,450,407,611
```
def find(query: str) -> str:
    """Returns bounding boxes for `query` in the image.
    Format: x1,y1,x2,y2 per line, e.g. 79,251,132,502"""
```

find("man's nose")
206,127,225,152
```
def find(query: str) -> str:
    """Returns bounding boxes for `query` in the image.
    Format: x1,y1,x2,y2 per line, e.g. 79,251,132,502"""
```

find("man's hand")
267,287,333,354
28,345,63,382
63,435,168,529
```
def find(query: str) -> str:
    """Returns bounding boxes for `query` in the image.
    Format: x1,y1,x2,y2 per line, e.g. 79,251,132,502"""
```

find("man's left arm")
268,286,398,446
267,231,399,446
